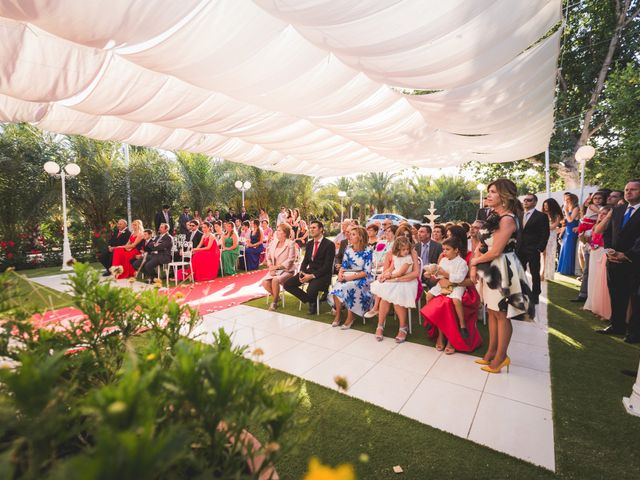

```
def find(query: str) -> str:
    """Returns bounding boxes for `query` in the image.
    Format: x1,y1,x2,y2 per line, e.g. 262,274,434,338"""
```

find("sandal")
435,343,445,351
444,344,455,355
395,326,409,344
375,323,385,342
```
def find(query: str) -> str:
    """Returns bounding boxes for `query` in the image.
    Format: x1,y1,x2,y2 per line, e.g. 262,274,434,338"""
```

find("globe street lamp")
476,183,486,207
338,191,347,223
44,160,81,271
575,145,595,205
234,180,252,207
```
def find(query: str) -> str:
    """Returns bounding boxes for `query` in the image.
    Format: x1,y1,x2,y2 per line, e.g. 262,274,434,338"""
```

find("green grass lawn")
6,270,74,311
246,278,640,479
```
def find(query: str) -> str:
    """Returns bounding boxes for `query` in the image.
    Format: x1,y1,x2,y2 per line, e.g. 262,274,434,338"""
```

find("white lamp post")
44,160,81,271
575,145,595,205
477,183,486,207
234,180,252,207
338,191,347,223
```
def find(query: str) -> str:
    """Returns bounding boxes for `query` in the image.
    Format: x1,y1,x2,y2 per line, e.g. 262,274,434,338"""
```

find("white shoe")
364,310,378,319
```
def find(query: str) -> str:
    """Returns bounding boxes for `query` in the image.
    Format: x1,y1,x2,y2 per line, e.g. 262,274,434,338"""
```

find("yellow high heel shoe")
474,358,490,365
481,356,510,374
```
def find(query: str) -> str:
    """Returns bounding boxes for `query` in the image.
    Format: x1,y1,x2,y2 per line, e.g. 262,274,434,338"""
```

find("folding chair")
166,243,193,286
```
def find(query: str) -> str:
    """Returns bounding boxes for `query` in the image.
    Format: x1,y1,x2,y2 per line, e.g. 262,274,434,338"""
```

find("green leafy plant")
0,264,300,479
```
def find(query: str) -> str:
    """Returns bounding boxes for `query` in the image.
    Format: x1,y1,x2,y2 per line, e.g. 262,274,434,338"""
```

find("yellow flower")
304,457,355,480
252,347,265,357
107,400,127,415
173,291,185,299
334,375,349,392
145,353,157,361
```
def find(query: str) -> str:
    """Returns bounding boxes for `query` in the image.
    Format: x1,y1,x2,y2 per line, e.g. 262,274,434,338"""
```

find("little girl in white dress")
370,238,417,309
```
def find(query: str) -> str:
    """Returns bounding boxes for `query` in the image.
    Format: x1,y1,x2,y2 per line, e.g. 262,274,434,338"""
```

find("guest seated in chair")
130,229,154,274
284,220,336,314
370,236,419,343
328,226,373,329
185,220,203,248
111,219,145,279
262,224,297,311
220,221,240,275
98,219,130,276
191,221,220,281
244,219,264,271
142,223,173,282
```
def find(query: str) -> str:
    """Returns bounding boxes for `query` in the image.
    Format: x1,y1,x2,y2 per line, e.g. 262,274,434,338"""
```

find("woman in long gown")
262,224,297,311
541,198,563,281
557,193,580,275
583,207,612,320
244,220,264,271
220,221,240,275
328,226,373,328
111,219,144,278
191,222,220,281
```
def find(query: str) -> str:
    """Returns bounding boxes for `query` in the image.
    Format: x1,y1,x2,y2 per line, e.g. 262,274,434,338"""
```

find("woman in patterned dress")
470,179,533,374
328,226,373,329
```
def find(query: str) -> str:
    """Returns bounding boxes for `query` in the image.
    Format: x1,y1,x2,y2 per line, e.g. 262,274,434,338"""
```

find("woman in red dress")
111,219,144,279
191,221,220,281
420,224,482,354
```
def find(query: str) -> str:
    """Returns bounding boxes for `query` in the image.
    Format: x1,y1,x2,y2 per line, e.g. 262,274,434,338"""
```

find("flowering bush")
0,263,301,478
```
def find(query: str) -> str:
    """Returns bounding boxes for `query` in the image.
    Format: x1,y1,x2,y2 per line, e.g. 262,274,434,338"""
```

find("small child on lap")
426,237,469,338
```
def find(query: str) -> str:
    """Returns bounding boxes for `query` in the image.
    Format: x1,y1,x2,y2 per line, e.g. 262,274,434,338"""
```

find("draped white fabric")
0,0,561,175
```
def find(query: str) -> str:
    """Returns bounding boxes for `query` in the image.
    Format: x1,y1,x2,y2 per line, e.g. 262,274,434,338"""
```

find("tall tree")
0,124,58,239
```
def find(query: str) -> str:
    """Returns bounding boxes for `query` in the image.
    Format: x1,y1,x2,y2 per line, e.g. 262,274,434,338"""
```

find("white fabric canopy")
0,0,561,175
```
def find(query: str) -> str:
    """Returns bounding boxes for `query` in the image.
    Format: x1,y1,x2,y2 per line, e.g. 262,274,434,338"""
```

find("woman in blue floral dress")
328,226,373,329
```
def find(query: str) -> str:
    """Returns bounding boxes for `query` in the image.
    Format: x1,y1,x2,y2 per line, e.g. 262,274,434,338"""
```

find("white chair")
237,244,248,271
166,243,193,287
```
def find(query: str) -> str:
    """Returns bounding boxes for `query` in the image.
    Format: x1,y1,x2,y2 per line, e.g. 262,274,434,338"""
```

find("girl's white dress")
370,255,418,308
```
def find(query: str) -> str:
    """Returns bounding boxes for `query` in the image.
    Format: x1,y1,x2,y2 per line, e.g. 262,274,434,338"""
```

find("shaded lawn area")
6,270,74,311
247,278,640,479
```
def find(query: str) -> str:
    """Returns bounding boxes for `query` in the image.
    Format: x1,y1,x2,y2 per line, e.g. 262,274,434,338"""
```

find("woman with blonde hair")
262,223,297,310
111,219,145,279
329,226,373,329
470,179,532,373
557,192,580,275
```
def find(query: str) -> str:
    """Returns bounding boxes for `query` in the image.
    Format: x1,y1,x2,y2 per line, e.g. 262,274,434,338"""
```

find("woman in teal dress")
221,221,240,275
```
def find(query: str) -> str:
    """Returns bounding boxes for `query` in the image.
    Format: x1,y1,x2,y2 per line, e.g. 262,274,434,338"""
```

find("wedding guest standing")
99,219,130,276
470,179,533,373
178,206,193,235
541,198,563,280
583,206,612,320
154,204,174,233
516,194,549,305
557,193,580,275
262,224,297,311
596,179,640,343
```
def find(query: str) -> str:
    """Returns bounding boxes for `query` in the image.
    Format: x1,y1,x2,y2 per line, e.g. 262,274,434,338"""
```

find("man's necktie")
622,206,634,228
312,240,319,260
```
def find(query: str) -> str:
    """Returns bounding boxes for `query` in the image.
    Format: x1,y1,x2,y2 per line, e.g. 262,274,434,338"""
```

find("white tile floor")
190,284,555,471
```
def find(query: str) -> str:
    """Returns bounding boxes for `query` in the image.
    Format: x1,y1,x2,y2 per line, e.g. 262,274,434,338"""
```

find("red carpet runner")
30,270,268,329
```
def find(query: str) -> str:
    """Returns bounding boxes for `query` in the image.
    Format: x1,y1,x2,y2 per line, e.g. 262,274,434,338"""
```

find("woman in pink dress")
262,224,297,310
191,221,220,281
583,206,612,320
111,219,144,278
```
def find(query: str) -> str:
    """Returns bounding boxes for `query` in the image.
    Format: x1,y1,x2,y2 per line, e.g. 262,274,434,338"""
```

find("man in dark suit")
284,220,336,314
99,219,130,276
130,229,155,273
142,223,174,282
224,207,236,222
185,220,203,248
154,204,174,233
178,206,192,235
516,194,550,305
597,179,640,343
415,225,443,289
476,199,492,221
238,206,250,222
